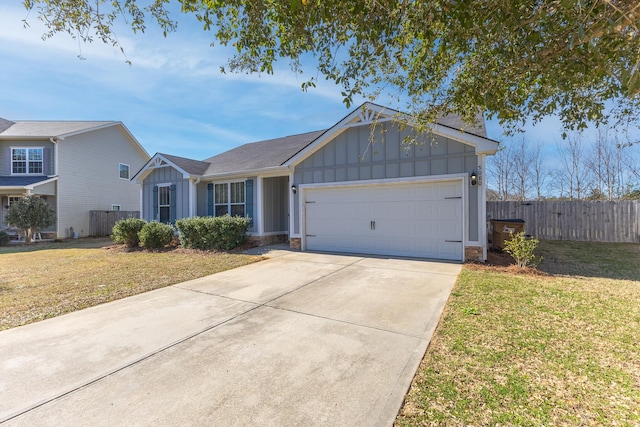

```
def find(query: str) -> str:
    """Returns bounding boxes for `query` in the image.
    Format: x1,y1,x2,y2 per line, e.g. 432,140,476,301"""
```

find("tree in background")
5,195,55,243
490,131,640,200
511,138,536,201
488,138,551,200
488,144,515,201
21,1,640,137
555,133,594,199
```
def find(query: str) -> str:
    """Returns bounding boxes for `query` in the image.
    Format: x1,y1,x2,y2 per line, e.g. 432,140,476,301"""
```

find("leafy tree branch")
21,0,640,134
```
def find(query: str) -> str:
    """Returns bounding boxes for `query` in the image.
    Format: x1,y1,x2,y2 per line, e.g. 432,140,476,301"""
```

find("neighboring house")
133,103,499,261
0,117,150,238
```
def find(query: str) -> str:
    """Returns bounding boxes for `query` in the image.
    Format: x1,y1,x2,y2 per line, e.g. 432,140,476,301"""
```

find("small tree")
503,232,543,269
5,195,55,243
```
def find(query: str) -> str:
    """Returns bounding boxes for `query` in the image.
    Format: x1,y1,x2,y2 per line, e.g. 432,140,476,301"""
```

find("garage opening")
303,180,463,261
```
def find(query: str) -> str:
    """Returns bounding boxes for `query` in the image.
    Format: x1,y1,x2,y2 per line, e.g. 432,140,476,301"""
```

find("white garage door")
304,180,463,261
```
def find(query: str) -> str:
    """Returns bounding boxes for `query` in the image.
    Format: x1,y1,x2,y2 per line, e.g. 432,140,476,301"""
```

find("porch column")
256,177,264,236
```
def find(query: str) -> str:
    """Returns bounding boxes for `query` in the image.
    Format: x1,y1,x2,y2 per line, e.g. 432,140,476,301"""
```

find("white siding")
56,126,148,238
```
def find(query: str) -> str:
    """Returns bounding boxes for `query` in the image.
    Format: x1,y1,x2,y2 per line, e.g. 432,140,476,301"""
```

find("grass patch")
396,241,640,426
538,240,640,280
0,238,262,330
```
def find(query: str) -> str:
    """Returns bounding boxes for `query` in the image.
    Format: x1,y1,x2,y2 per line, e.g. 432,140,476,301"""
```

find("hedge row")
111,215,250,250
175,216,250,250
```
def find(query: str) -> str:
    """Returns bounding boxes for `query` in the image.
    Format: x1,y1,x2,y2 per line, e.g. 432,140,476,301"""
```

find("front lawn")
0,238,262,331
396,241,640,426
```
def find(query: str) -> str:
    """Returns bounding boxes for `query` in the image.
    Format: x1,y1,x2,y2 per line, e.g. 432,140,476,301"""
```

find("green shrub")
111,218,146,248
503,231,542,268
214,215,251,250
0,231,9,246
175,216,213,250
176,215,250,250
138,221,174,249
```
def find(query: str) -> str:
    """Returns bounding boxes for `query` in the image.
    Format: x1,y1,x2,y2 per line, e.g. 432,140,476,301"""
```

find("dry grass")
0,238,262,330
396,241,640,426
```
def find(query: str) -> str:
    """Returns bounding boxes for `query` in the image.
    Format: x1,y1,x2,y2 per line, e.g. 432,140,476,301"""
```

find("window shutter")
245,179,254,227
152,186,159,221
207,183,214,216
3,148,10,175
170,184,177,223
43,148,52,175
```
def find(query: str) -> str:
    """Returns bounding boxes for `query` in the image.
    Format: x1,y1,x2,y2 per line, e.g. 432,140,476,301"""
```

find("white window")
12,148,43,174
111,204,121,211
119,163,130,180
214,181,245,217
158,185,171,223
8,196,22,207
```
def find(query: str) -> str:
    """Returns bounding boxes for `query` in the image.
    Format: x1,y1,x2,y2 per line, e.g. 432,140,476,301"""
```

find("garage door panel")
304,180,463,261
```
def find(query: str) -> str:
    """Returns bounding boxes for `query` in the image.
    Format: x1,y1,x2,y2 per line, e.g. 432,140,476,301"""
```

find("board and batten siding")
56,126,148,238
141,167,190,222
292,122,480,239
487,200,640,243
262,176,289,233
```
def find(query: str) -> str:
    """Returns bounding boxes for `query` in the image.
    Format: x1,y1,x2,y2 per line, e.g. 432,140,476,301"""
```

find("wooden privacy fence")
89,210,140,237
487,201,640,243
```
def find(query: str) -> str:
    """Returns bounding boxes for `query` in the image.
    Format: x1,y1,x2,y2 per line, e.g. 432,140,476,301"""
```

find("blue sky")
0,3,592,161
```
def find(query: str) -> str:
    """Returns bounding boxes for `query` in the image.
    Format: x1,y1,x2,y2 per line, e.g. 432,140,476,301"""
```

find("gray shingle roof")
0,120,115,138
437,111,488,138
0,118,15,133
159,153,211,175
0,176,52,187
202,130,327,175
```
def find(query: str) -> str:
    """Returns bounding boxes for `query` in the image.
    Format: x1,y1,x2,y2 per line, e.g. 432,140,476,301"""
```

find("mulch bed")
466,248,548,276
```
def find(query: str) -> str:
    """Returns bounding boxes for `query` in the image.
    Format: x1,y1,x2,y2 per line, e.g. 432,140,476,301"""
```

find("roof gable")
286,103,498,166
132,153,210,183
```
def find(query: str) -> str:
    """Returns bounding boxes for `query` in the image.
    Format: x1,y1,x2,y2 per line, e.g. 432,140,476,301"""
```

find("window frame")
213,180,246,217
8,196,23,207
119,163,130,180
11,147,44,175
157,184,171,223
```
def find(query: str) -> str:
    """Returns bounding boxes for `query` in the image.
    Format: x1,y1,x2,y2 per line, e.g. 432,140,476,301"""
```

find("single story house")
133,103,499,261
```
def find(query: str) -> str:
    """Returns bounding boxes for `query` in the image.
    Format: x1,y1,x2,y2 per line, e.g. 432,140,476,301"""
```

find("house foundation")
289,237,301,250
465,246,483,262
248,234,288,247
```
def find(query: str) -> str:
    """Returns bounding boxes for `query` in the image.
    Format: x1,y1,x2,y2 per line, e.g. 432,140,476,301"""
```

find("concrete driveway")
0,248,461,426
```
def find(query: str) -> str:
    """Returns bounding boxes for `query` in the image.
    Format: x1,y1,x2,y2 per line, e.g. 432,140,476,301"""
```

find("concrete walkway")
0,248,461,426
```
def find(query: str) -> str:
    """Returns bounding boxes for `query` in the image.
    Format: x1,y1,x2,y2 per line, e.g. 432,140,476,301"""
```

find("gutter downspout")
49,137,60,238
190,177,201,217
49,137,62,176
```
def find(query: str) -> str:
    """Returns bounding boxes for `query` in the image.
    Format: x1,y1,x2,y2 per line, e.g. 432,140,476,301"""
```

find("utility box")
491,219,525,250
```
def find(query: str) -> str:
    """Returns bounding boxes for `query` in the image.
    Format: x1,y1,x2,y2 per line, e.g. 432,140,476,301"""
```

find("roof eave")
430,123,499,155
0,135,52,141
202,166,290,181
26,176,59,190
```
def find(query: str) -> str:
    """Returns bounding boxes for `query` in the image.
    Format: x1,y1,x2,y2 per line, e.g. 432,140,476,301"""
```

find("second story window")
12,148,43,174
119,163,130,180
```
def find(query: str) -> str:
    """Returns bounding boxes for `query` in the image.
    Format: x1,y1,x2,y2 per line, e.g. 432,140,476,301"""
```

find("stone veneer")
465,246,483,262
248,234,288,247
289,237,301,250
